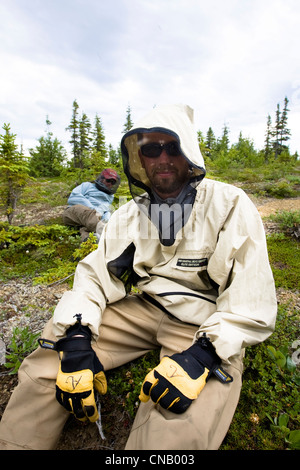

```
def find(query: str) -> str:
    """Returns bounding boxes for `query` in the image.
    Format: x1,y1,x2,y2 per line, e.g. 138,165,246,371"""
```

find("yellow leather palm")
139,356,209,408
56,364,107,422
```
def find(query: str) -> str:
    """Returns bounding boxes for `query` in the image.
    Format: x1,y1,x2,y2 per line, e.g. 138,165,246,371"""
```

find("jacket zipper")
157,291,216,305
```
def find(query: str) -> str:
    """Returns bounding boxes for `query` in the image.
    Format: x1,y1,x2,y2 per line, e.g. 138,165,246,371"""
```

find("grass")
267,235,299,289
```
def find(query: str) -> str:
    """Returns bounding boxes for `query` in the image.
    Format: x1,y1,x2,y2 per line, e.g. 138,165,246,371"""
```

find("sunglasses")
140,141,182,158
102,177,117,184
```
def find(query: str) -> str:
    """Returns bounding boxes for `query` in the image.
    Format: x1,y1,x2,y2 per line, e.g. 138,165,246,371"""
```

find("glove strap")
38,336,92,352
213,366,233,383
196,334,233,384
38,313,92,353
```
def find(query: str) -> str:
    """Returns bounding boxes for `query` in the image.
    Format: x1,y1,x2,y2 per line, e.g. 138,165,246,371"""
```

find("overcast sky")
1,0,300,158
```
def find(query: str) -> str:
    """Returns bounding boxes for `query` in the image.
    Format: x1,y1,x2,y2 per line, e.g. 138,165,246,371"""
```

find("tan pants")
62,204,101,241
0,295,243,450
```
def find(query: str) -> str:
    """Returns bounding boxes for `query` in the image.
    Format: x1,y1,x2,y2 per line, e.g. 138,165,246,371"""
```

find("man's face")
101,177,117,190
138,132,190,199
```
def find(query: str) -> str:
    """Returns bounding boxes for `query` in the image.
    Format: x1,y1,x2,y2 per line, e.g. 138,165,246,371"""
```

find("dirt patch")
0,204,66,226
256,197,300,218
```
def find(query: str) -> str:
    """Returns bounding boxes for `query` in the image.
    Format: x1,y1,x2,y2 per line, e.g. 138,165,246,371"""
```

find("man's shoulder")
74,181,93,191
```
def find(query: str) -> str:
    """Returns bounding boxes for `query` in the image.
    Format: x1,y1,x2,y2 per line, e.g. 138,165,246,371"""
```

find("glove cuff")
55,314,91,352
38,314,92,353
66,314,92,340
55,336,91,352
190,334,234,384
187,333,221,373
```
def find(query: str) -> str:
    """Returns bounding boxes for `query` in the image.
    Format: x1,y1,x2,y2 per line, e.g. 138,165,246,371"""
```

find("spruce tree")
78,112,92,168
273,103,281,159
92,114,107,159
271,97,291,158
217,124,230,153
29,117,66,176
279,97,291,151
123,105,134,133
66,100,80,168
264,114,273,162
205,127,217,158
0,124,31,223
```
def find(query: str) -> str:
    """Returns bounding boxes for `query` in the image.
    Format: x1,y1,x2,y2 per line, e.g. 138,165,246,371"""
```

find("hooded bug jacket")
53,104,277,364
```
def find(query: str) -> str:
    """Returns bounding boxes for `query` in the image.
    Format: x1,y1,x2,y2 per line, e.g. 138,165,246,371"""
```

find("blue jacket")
67,182,114,222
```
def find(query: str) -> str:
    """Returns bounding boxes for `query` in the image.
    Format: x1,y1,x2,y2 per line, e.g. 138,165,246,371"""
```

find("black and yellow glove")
139,333,233,414
39,314,107,422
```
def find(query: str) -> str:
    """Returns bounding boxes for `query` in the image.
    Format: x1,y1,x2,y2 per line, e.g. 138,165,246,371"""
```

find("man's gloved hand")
139,333,232,414
39,314,107,422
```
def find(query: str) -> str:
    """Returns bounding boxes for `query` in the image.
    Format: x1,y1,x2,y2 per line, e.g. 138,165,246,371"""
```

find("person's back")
62,168,120,241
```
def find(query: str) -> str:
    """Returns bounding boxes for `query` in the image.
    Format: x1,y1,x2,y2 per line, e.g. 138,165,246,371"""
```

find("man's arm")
67,182,96,210
198,189,277,363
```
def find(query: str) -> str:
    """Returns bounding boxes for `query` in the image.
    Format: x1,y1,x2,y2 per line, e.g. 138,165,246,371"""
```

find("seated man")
62,168,120,241
0,104,277,450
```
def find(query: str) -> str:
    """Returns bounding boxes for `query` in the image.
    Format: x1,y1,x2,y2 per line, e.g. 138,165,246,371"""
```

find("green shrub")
221,302,300,450
264,180,297,198
269,210,300,239
106,350,160,418
0,223,80,281
267,235,299,289
4,326,40,374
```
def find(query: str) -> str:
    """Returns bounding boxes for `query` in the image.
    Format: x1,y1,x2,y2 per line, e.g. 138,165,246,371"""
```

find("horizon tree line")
1,96,298,181
0,97,298,223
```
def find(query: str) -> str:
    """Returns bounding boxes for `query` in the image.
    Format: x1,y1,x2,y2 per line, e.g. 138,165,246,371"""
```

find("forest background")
0,97,299,450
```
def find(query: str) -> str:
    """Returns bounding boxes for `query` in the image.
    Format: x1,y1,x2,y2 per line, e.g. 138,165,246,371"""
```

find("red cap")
101,168,119,181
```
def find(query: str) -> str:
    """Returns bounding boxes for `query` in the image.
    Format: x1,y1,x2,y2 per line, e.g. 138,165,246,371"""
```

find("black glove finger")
71,394,88,420
150,374,193,413
161,386,193,414
84,405,97,418
56,387,72,413
141,379,154,396
148,372,172,404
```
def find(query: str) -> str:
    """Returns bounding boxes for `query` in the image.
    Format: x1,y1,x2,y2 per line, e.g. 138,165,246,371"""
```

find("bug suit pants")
62,204,104,241
0,294,243,450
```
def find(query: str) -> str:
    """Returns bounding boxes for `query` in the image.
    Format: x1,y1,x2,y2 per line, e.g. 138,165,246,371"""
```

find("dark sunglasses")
102,177,117,184
140,141,182,158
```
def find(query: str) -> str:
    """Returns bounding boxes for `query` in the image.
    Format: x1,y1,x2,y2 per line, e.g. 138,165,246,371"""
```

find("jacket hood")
120,104,206,199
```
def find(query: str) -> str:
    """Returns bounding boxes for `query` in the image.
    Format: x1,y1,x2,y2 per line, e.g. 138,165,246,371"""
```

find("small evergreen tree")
264,114,273,162
232,132,260,167
279,97,291,151
66,100,81,168
123,105,134,133
205,127,217,152
271,97,291,158
273,103,281,159
78,112,92,168
0,124,31,223
29,117,67,177
92,114,107,160
216,124,230,154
